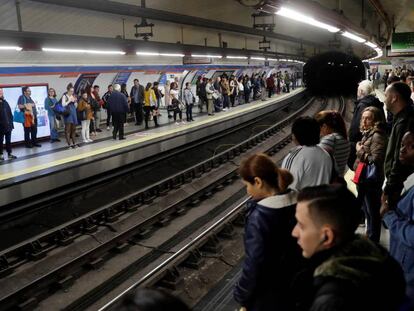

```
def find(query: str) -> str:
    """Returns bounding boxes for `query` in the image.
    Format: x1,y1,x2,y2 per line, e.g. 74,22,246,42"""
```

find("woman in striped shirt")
315,110,351,177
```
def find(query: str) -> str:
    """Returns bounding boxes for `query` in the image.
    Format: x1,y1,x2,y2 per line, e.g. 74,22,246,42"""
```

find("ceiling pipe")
367,0,392,46
29,0,321,48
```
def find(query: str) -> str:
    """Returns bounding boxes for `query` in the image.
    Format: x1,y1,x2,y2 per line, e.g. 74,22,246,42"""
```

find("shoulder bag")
13,96,26,124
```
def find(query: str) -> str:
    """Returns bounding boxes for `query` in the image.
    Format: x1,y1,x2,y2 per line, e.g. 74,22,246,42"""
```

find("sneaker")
107,126,110,131
175,122,180,125
8,154,17,160
87,139,94,143
181,120,186,124
83,140,88,143
222,108,227,111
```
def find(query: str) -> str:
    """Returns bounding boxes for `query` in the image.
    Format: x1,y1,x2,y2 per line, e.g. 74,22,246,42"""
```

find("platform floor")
0,89,303,182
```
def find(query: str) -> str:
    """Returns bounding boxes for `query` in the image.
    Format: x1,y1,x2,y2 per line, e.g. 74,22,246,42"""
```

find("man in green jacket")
383,82,414,209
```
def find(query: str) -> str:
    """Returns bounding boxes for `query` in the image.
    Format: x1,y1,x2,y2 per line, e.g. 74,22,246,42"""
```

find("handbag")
364,163,378,182
212,92,219,100
13,105,25,123
352,162,366,184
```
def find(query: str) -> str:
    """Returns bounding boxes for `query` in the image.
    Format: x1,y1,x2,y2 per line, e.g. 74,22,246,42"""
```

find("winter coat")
77,99,94,121
354,126,387,182
234,191,304,311
0,98,13,133
349,95,385,144
293,236,406,311
107,91,129,113
384,106,414,196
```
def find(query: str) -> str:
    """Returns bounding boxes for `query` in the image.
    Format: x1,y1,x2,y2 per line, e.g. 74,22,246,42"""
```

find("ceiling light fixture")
0,46,23,51
192,54,222,58
267,58,278,61
226,56,248,59
136,51,159,56
364,42,378,49
276,7,340,33
43,48,125,55
250,57,266,60
159,53,185,57
341,31,366,43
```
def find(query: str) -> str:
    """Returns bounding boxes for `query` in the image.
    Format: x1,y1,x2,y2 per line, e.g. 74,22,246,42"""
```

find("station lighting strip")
0,46,23,51
274,6,383,61
136,51,185,57
42,47,126,55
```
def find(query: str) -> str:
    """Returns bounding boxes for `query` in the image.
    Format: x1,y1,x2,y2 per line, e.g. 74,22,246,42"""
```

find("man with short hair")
383,82,414,209
281,116,332,191
17,86,41,148
130,79,144,126
102,84,113,130
92,85,103,132
107,84,128,140
292,185,406,311
348,79,384,167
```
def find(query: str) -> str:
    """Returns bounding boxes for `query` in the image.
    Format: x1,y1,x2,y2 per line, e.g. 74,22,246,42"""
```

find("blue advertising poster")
2,85,50,143
113,72,132,85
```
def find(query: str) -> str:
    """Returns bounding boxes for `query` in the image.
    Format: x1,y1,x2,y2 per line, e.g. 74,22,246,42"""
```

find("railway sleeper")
124,199,138,212
56,228,75,246
54,275,75,290
200,235,222,255
112,242,131,254
26,241,47,261
82,218,98,234
181,250,204,269
0,255,13,277
143,192,156,205
104,208,120,223
17,297,38,311
156,267,183,291
174,206,187,216
134,227,153,240
188,198,201,207
217,223,235,239
158,183,170,196
171,177,183,189
84,257,105,270
156,216,171,227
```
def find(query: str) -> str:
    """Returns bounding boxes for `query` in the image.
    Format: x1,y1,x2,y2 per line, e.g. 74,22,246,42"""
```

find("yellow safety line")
0,89,303,181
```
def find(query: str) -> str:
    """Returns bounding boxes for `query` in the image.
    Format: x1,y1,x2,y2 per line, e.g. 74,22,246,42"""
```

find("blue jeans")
48,114,59,140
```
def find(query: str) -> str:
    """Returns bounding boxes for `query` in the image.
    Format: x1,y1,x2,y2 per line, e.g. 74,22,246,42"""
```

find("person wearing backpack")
44,87,60,143
62,84,79,148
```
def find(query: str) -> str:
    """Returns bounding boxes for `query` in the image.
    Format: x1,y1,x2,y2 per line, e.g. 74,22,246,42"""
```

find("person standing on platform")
130,79,144,126
205,78,215,116
92,85,103,132
102,84,113,131
383,82,414,210
44,88,60,143
0,89,17,161
284,71,291,93
234,153,303,311
18,86,41,148
183,82,195,122
143,82,159,129
77,91,94,143
382,125,414,309
107,84,128,140
291,185,406,311
260,72,267,101
121,83,131,125
62,84,78,149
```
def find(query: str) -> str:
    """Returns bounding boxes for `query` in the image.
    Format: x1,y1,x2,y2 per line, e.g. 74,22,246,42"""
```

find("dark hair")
108,84,113,89
93,85,100,89
134,79,139,82
292,116,320,146
387,75,401,85
120,288,190,311
298,185,360,241
145,82,152,91
153,81,159,86
185,82,190,87
315,110,348,140
67,83,74,91
389,82,412,104
239,153,293,193
22,86,30,93
121,83,127,91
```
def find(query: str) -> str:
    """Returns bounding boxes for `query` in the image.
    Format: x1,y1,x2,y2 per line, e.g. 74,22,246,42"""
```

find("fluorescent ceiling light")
364,42,378,49
0,46,22,51
43,47,125,55
276,7,340,33
136,51,159,56
267,58,278,61
192,54,222,58
159,53,184,57
250,57,266,60
226,56,248,59
341,31,366,43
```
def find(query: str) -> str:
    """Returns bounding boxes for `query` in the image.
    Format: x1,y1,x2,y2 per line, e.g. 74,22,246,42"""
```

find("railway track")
0,96,344,310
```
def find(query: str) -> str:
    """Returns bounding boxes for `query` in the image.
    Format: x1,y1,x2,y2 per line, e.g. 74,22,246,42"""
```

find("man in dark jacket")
383,82,414,209
0,89,17,161
130,79,144,126
292,185,406,311
348,80,385,168
107,84,129,140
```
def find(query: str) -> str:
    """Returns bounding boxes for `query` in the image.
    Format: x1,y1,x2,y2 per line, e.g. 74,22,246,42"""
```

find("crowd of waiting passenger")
112,70,414,311
0,71,299,159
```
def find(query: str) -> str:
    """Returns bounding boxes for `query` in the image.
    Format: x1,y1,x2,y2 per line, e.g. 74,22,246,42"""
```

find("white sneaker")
222,108,227,111
83,139,89,143
107,126,110,130
88,139,94,142
181,120,186,124
175,122,180,125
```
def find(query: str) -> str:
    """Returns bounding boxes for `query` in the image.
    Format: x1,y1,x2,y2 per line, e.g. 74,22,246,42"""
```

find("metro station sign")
391,32,414,53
